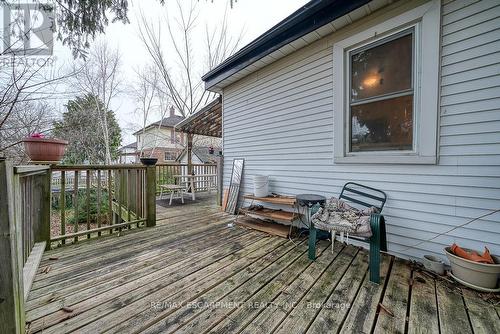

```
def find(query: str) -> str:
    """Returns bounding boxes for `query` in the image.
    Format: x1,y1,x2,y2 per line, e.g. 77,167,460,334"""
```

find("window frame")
333,0,440,164
164,151,177,161
347,27,417,154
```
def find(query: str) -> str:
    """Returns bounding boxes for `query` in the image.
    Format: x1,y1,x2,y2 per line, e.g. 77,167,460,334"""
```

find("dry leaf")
62,306,73,313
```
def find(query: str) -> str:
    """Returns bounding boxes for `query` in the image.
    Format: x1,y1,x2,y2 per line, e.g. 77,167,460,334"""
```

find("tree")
138,0,241,169
53,94,121,164
0,99,56,162
1,0,238,59
72,41,122,164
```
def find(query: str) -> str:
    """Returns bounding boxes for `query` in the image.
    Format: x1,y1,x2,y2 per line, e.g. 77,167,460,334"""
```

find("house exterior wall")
179,152,203,164
221,0,500,260
136,127,185,150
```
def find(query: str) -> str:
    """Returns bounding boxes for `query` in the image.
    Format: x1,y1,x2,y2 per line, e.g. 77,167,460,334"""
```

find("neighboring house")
202,0,500,261
133,107,186,163
177,146,222,164
117,142,138,164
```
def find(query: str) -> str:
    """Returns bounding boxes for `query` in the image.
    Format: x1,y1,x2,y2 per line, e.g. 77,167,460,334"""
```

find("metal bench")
159,184,185,205
308,182,387,283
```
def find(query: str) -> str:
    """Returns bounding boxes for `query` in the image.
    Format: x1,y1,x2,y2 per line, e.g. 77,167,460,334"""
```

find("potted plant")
208,146,214,154
23,133,68,162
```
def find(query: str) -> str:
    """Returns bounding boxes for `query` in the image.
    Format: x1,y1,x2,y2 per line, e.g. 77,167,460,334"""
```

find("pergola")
175,97,223,203
175,96,222,138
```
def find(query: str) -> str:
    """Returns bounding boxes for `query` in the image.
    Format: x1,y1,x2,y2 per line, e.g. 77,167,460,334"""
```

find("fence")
156,163,218,194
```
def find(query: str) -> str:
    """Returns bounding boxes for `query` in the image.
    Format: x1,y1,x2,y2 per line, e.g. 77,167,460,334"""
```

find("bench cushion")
311,198,378,237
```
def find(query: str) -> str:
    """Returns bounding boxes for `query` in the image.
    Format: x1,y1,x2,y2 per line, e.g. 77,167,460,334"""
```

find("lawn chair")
308,182,387,283
159,184,185,205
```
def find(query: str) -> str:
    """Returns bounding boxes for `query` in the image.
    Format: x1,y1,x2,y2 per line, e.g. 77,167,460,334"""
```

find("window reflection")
351,95,413,152
349,29,414,152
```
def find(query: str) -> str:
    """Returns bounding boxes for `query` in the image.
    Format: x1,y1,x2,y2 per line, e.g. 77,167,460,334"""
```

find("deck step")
235,216,290,238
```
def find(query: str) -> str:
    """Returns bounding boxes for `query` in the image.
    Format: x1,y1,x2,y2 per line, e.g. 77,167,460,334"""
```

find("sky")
56,0,310,145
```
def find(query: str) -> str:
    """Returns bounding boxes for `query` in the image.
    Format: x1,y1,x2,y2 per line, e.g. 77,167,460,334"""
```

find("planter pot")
23,137,68,162
208,148,214,154
140,157,158,166
445,247,500,289
423,255,445,275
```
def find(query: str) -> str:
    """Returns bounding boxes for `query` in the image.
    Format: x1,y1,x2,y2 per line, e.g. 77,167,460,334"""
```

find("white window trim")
333,0,440,164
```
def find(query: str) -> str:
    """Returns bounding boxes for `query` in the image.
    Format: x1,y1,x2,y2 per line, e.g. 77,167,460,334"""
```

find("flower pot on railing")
23,134,68,162
140,157,158,166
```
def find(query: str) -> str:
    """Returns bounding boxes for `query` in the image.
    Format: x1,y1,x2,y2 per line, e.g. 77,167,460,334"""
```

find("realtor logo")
1,3,55,56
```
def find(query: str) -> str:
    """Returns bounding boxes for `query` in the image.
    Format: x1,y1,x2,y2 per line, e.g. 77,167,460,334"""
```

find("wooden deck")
27,196,500,334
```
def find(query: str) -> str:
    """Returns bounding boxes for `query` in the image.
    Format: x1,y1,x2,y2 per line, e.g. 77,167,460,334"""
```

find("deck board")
26,194,500,333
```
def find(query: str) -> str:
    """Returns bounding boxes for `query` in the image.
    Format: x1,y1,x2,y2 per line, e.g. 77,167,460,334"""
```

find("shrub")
66,189,109,224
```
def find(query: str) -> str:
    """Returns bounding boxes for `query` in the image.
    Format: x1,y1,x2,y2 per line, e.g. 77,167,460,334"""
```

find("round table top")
296,194,326,207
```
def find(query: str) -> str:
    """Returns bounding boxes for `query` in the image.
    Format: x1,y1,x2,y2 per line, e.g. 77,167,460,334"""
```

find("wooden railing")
1,161,157,334
156,163,218,194
1,159,51,333
50,165,156,245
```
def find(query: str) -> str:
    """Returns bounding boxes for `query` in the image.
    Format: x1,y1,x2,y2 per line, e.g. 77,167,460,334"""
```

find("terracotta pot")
23,137,68,162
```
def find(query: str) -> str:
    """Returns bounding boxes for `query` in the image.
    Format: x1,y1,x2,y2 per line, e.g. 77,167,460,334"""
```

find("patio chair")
159,184,185,205
308,182,387,283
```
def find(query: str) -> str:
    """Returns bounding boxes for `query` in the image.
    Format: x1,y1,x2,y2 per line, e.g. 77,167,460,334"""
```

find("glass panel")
351,32,413,102
350,95,413,152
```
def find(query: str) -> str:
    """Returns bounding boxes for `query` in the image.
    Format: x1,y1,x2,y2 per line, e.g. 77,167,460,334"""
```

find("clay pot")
23,137,68,162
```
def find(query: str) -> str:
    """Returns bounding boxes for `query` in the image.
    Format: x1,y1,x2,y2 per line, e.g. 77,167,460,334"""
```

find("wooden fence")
156,163,218,194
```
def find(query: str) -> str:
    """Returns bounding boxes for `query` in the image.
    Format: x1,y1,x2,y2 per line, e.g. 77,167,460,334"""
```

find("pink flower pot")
23,137,68,162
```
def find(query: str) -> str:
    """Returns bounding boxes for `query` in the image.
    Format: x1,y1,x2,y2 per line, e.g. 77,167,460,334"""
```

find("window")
164,151,177,161
349,30,414,152
333,0,440,164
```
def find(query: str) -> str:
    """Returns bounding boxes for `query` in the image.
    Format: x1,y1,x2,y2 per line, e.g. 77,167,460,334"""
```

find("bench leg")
308,224,317,260
169,191,174,205
369,214,385,284
180,189,184,204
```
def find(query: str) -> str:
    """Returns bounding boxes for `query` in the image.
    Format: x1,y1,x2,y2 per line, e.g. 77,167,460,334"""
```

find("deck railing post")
145,166,156,227
0,158,25,334
216,156,223,206
37,168,51,250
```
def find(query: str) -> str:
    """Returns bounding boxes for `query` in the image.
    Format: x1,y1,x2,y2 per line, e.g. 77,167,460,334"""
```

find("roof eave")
202,0,370,91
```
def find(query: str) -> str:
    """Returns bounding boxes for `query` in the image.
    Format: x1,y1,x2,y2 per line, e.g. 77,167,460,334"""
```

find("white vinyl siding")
221,0,500,261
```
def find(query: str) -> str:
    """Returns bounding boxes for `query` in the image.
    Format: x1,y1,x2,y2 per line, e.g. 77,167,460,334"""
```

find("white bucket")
253,175,269,198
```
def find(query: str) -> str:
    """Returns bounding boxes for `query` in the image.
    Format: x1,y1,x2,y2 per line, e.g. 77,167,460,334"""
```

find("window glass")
350,95,413,151
351,33,413,102
349,30,414,152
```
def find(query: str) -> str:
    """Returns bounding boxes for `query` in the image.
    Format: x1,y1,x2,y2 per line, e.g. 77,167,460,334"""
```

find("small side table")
290,194,326,243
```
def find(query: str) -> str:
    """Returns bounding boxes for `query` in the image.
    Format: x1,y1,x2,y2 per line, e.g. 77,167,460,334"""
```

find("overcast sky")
58,0,310,145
